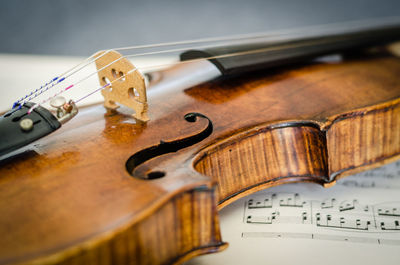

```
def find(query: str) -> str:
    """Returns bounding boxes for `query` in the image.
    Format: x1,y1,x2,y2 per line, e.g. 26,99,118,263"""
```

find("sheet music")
187,161,400,265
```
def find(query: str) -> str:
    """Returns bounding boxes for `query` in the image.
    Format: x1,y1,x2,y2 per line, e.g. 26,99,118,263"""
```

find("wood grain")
194,124,328,207
326,99,400,179
95,50,149,121
1,52,400,264
38,188,225,265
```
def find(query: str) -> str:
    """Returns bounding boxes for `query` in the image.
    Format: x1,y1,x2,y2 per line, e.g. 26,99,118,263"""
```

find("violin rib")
194,97,400,208
194,123,328,208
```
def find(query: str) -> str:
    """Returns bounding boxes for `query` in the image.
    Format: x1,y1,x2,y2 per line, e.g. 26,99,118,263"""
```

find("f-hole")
126,112,213,179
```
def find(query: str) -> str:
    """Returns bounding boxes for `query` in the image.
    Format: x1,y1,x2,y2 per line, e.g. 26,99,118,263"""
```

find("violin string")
35,26,400,111
29,28,398,114
22,16,400,112
14,50,113,108
13,76,60,109
75,68,137,104
26,33,305,113
27,51,127,113
22,15,400,103
18,31,295,108
20,15,400,107
112,15,400,52
72,33,369,105
18,25,318,108
19,15,400,108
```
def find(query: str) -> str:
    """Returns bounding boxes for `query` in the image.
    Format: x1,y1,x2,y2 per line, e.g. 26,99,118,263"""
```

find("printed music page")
187,161,400,265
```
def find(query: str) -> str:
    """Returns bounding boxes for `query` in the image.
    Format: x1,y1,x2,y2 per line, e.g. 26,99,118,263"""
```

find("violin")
1,18,400,265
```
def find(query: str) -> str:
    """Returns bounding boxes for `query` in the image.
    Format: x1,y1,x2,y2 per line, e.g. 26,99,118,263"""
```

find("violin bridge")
94,50,149,121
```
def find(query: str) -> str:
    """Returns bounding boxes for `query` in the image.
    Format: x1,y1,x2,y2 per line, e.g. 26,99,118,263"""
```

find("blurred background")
1,0,400,56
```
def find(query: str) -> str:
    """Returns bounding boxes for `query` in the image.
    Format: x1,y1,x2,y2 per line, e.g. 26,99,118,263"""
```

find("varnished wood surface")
194,125,328,207
1,52,400,264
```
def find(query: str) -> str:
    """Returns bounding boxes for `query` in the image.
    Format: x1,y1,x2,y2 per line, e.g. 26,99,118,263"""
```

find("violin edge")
3,185,227,265
193,96,400,209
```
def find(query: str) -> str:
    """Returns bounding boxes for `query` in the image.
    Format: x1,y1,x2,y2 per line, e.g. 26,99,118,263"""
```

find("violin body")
1,51,400,264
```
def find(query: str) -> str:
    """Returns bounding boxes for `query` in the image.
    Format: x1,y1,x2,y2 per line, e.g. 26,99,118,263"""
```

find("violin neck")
180,22,400,76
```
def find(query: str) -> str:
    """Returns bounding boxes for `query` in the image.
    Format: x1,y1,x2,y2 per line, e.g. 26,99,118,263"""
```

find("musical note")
340,180,377,188
246,211,279,224
189,160,400,265
243,193,394,232
339,200,357,212
247,194,275,209
315,213,371,230
301,211,308,224
321,198,335,208
279,193,306,207
377,206,400,216
380,220,400,231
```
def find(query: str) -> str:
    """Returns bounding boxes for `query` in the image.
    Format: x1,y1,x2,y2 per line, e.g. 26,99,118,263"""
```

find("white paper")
188,161,400,265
